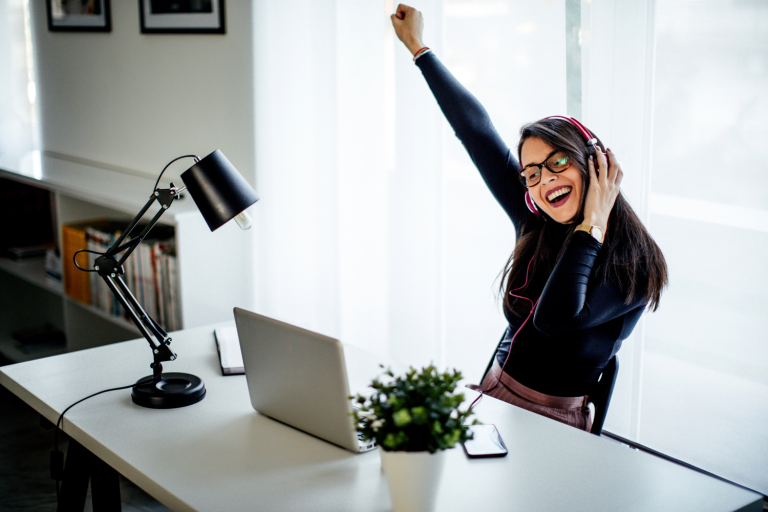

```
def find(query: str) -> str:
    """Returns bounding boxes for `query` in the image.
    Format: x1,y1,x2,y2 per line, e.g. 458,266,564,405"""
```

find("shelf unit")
0,257,63,296
0,151,253,363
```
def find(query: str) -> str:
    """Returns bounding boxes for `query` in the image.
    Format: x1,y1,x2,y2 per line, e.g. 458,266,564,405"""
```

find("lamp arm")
93,186,182,380
116,196,172,266
107,188,178,266
109,276,175,375
107,193,159,258
110,188,183,257
111,152,196,256
111,236,142,258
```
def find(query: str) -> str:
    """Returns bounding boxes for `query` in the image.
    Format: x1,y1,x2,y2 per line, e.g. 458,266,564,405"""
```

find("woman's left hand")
582,147,623,233
391,4,426,55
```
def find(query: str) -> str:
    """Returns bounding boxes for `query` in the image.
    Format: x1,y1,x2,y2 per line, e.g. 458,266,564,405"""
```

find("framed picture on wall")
139,0,226,34
46,0,112,32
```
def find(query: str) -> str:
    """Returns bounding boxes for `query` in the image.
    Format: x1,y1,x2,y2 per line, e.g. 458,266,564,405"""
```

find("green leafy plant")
351,365,478,453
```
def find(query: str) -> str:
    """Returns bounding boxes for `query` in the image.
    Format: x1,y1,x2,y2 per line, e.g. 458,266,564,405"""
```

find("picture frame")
139,0,226,34
46,0,112,32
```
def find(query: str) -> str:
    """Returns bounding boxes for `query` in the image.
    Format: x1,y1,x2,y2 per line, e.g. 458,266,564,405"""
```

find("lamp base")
131,372,206,409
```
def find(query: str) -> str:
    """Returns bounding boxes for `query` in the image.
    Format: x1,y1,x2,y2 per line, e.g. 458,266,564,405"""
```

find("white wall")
29,0,255,186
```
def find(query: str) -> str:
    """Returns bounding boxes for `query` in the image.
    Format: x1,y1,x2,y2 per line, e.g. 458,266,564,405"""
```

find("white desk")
0,324,762,512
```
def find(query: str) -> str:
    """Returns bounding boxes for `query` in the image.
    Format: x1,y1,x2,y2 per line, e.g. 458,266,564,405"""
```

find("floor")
0,354,170,512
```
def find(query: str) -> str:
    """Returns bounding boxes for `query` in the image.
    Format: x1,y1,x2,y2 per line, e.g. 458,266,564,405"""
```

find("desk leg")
57,439,122,512
58,440,90,512
90,455,121,512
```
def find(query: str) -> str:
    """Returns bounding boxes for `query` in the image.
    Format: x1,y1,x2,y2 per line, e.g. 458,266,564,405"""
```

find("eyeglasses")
518,150,571,188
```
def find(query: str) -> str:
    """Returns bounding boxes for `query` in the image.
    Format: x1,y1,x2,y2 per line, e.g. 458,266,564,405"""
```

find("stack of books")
62,220,182,332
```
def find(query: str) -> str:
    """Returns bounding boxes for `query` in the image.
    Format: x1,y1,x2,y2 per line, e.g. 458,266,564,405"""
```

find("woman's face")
520,137,583,224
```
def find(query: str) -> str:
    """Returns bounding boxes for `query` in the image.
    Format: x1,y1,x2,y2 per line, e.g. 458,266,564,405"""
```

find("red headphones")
524,116,600,216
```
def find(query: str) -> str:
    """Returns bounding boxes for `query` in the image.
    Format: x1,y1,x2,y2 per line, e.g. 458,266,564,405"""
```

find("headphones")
524,116,601,216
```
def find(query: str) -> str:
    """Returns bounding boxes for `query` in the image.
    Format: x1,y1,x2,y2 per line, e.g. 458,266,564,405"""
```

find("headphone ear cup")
525,189,542,216
586,144,600,177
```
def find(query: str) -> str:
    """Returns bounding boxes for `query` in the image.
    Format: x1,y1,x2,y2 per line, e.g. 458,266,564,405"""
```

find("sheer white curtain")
643,0,768,494
254,0,768,493
252,0,565,379
0,0,36,166
579,0,658,445
584,0,768,494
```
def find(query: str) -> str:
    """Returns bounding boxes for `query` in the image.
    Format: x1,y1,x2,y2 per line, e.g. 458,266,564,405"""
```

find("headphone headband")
544,115,595,142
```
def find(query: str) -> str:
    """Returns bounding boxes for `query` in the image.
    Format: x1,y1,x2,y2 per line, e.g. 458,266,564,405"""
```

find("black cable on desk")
51,383,136,500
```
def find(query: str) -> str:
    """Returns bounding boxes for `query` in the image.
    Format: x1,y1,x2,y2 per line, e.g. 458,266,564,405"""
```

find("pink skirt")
476,361,592,432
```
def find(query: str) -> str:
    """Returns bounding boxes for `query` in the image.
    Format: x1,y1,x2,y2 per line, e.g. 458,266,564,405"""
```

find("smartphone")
462,424,508,458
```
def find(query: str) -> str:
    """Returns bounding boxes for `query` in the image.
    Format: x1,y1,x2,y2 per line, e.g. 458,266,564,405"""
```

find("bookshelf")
0,257,63,296
0,151,253,363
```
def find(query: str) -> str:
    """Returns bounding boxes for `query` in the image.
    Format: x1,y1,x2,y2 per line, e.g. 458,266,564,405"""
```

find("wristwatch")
575,224,604,244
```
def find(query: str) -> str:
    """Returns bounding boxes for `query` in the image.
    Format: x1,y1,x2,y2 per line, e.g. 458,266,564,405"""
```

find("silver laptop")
233,307,377,453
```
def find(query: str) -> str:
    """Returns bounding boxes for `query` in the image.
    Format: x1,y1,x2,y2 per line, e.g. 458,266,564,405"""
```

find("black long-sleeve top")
415,52,646,397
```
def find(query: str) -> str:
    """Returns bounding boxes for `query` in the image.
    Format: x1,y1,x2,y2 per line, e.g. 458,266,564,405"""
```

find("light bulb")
234,210,252,230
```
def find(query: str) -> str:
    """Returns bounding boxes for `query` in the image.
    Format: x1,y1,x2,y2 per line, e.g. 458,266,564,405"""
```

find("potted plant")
351,365,477,512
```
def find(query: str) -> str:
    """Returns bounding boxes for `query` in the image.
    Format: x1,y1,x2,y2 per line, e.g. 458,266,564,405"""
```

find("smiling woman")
391,3,668,431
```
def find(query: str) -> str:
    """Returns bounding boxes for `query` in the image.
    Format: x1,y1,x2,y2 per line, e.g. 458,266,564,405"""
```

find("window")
253,0,767,493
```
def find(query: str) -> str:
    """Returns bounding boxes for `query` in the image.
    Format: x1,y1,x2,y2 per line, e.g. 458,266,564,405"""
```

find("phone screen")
462,424,508,458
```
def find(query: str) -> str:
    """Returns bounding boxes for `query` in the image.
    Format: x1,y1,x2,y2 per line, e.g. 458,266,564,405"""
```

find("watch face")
591,227,604,242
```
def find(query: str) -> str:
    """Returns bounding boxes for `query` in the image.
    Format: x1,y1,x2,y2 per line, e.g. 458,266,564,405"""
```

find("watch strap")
575,224,604,244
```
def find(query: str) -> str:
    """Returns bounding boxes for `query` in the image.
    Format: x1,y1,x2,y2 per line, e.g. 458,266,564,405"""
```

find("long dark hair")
500,118,668,319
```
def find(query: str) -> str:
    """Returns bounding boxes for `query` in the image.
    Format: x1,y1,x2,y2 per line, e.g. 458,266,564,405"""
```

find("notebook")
214,326,244,375
233,307,377,453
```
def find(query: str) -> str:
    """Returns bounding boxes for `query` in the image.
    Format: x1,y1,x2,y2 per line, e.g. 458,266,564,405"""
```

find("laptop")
233,307,377,453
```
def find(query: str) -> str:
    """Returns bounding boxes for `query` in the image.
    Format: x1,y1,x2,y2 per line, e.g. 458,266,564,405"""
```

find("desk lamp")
76,150,258,409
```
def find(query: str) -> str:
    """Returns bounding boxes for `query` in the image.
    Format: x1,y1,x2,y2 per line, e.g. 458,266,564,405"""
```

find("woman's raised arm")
391,4,531,229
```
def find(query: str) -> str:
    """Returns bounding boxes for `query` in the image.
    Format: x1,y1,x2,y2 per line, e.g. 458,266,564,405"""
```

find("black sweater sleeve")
533,231,645,335
415,52,532,230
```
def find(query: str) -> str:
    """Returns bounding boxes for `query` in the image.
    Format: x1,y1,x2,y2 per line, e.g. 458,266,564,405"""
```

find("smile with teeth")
547,186,572,203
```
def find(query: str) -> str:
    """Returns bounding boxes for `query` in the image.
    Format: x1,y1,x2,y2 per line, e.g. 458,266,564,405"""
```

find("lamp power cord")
51,383,136,501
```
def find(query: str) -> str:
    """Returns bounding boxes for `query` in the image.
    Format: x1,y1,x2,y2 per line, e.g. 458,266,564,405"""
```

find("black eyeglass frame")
518,149,572,188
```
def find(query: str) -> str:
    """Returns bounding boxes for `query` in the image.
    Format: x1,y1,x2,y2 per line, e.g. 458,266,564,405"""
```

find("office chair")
478,331,619,436
588,355,618,435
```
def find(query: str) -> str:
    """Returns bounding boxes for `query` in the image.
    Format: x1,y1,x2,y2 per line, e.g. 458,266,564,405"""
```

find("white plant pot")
379,449,447,512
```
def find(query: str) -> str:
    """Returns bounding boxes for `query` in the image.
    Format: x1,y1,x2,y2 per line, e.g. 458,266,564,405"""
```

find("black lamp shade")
181,150,259,231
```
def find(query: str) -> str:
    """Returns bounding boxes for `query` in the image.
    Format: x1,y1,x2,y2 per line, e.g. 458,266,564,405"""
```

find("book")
214,326,244,376
61,223,92,304
167,251,180,331
86,225,114,315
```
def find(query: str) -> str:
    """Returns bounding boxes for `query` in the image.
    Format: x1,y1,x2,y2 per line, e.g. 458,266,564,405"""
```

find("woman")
391,5,667,431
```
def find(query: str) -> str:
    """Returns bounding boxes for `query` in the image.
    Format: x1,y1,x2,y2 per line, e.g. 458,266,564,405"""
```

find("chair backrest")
479,331,619,436
588,355,619,436
479,330,506,385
